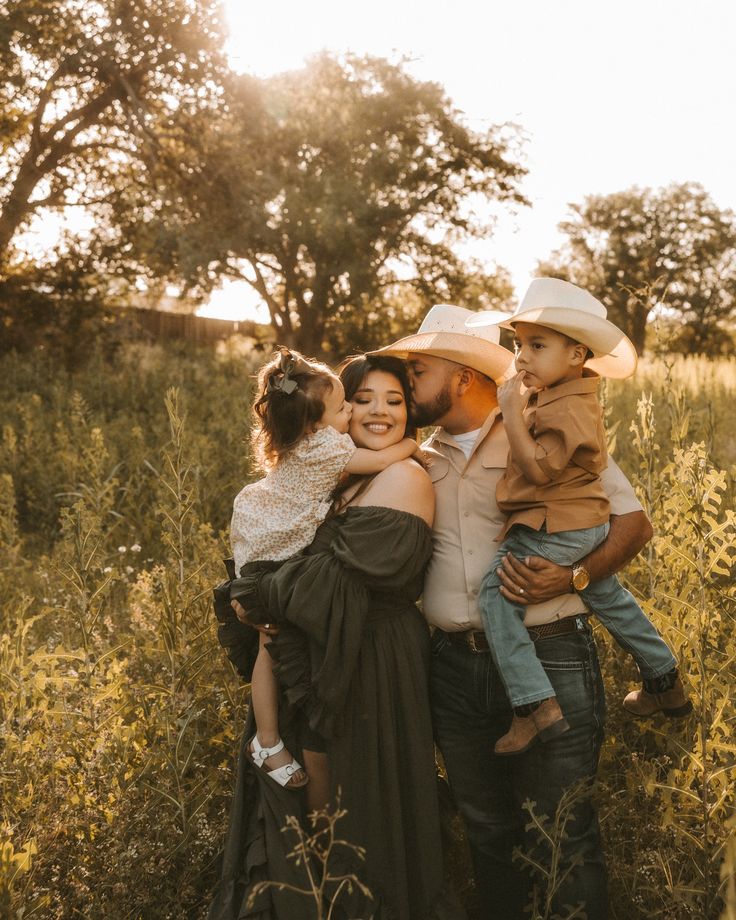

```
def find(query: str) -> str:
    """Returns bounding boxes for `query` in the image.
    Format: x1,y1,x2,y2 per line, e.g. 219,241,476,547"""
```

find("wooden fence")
122,307,262,344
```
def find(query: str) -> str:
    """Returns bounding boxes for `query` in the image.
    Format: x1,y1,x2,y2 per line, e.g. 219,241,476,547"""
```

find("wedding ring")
518,587,524,595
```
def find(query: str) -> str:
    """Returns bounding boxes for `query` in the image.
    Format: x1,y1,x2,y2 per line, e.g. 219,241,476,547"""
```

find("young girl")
230,347,418,788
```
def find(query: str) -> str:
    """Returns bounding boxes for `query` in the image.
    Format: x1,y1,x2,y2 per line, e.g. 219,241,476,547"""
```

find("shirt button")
464,511,470,517
467,549,474,556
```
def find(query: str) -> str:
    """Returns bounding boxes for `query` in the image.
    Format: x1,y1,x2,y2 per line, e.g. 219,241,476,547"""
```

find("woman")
210,355,464,920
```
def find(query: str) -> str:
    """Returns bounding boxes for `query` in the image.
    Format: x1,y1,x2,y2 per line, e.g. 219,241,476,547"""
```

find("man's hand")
497,553,571,605
497,511,654,605
231,599,279,634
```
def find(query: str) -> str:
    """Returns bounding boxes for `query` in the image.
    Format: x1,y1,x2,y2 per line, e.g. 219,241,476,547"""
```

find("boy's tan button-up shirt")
422,408,643,630
497,374,609,539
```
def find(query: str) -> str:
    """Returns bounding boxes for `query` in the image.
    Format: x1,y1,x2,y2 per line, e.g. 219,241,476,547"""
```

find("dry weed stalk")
247,794,373,920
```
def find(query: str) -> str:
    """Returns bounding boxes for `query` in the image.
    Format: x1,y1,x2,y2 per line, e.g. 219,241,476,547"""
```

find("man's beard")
411,383,453,427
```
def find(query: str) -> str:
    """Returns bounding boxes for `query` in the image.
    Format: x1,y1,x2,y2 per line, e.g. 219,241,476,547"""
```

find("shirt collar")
535,371,600,408
425,406,502,459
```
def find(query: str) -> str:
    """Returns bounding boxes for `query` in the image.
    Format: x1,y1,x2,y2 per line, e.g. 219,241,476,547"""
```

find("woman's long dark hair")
331,354,419,511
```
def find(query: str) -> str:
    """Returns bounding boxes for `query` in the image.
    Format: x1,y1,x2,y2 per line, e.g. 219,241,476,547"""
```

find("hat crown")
518,278,607,319
370,302,515,383
418,304,502,345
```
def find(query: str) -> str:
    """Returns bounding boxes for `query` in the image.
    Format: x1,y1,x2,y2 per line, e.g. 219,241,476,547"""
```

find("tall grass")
0,342,734,918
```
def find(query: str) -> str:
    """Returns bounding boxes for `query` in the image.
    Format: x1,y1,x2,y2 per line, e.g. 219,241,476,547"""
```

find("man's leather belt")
449,615,589,654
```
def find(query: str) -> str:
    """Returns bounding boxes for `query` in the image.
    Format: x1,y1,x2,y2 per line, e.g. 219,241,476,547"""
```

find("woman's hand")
231,599,279,635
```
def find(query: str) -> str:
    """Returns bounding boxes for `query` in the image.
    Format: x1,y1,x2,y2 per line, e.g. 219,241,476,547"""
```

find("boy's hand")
497,372,536,418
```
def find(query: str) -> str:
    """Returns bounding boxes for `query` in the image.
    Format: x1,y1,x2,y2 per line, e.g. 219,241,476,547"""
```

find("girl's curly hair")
251,347,336,469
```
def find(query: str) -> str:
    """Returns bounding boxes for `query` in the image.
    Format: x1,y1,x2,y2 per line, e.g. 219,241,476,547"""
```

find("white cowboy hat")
372,304,515,383
467,278,638,379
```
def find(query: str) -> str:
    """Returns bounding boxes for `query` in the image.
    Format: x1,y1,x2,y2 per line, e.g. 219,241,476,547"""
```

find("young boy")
474,278,691,756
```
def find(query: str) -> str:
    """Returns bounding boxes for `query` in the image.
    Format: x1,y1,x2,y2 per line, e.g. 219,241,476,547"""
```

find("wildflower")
130,543,142,553
118,546,127,553
104,566,112,574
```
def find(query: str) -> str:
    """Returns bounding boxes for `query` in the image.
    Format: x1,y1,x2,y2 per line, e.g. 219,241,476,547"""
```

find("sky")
96,1,736,321
197,0,736,322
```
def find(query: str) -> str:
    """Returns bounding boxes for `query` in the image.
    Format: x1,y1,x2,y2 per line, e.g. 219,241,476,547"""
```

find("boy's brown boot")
623,675,693,718
494,698,570,756
494,713,538,756
531,697,570,742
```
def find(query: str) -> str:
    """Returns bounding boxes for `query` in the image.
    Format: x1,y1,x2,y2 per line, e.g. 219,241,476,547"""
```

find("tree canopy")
0,0,226,266
132,53,527,354
539,183,736,354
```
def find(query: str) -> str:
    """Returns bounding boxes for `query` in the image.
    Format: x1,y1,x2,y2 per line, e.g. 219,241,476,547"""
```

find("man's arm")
497,510,653,605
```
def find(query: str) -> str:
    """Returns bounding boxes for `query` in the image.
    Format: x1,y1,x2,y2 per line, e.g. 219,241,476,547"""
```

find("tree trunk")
0,83,121,264
630,306,648,355
0,158,44,262
294,278,329,356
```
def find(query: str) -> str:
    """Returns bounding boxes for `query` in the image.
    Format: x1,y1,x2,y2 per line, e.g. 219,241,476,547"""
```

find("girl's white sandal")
249,735,308,789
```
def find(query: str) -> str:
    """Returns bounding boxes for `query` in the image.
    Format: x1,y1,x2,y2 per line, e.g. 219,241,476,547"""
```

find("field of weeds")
1,343,734,919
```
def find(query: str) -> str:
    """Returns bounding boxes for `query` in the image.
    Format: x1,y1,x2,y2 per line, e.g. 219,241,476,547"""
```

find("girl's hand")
497,372,535,418
398,437,419,459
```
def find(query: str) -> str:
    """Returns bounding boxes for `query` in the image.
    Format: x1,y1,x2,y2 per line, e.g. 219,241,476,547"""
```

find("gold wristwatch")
571,563,590,592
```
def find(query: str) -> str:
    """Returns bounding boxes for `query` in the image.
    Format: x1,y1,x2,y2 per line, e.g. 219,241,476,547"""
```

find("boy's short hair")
559,331,594,362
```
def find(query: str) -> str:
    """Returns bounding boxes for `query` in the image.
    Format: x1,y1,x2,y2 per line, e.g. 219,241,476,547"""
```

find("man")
374,303,652,919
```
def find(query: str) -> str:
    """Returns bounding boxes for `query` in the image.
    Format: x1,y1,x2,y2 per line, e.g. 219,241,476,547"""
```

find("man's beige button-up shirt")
422,408,643,630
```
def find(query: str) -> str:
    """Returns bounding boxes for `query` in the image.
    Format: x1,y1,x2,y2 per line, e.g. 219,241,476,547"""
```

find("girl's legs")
250,633,307,786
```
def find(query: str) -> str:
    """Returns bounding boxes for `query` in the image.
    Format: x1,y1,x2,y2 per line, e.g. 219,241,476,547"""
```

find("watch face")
573,567,590,591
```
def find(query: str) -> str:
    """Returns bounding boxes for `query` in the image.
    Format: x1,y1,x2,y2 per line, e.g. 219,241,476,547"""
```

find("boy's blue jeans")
479,522,677,707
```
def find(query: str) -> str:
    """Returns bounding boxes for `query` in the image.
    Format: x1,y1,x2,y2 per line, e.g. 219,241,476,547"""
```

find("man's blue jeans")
430,619,609,920
479,523,676,707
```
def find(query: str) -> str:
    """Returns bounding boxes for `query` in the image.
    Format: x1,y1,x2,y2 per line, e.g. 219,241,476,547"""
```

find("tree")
323,263,515,357
0,243,121,360
0,0,226,268
136,53,528,355
539,183,736,354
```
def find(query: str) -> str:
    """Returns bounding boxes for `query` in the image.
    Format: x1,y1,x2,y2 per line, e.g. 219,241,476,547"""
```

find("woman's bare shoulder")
355,460,434,526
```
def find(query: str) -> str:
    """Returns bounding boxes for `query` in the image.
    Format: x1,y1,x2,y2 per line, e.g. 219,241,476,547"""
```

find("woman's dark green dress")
209,506,464,920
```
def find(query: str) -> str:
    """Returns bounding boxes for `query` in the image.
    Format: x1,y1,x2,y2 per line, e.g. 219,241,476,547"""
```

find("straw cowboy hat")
468,278,638,379
372,304,515,383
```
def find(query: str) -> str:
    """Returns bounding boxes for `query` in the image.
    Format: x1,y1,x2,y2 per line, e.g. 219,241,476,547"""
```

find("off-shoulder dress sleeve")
231,507,432,736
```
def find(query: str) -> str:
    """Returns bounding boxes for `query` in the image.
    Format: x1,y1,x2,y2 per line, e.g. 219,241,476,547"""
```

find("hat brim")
501,308,638,379
371,331,515,384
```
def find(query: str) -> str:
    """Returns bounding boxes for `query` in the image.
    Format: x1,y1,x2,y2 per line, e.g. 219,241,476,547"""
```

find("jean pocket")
538,656,586,672
535,632,588,670
430,629,451,657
